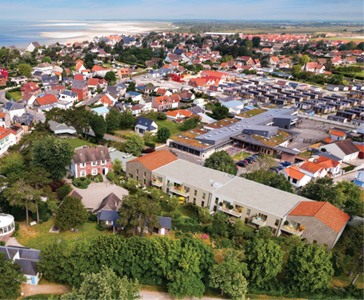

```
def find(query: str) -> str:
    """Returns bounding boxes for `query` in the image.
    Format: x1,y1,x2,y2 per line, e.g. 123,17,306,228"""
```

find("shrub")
185,233,193,238
0,241,5,246
49,179,66,191
88,211,97,223
72,178,89,189
86,179,92,184
10,222,20,237
80,177,87,181
95,174,103,182
157,112,167,120
106,171,115,181
145,142,156,148
221,238,233,248
58,184,72,200
345,247,355,256
142,147,155,154
96,221,105,231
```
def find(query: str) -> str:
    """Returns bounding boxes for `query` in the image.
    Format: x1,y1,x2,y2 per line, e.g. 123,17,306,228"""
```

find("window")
215,197,219,204
101,160,106,165
129,173,133,179
193,198,196,204
143,171,146,178
201,201,205,207
292,178,297,184
136,169,139,175
79,163,86,168
274,219,280,227
92,168,98,175
202,193,206,200
91,161,97,166
194,190,197,196
80,170,86,177
144,179,146,185
246,209,251,216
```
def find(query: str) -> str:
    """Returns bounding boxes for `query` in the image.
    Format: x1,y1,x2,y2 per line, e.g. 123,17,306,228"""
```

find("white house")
193,98,205,105
1,100,26,121
91,106,109,119
48,120,77,137
134,117,158,135
125,91,143,102
221,100,245,114
26,41,41,52
319,139,359,162
33,63,53,74
22,94,36,107
59,91,79,103
282,165,312,188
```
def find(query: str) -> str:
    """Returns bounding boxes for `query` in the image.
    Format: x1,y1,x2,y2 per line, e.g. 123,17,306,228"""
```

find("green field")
9,91,22,101
63,138,95,149
232,151,251,160
16,217,110,252
310,37,364,41
154,119,185,136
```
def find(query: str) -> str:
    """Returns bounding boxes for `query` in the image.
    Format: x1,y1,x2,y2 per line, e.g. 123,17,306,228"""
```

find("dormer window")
101,160,106,165
91,161,97,166
80,163,86,168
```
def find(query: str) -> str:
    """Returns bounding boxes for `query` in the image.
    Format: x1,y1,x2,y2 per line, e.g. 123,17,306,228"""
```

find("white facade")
0,132,16,156
0,214,15,236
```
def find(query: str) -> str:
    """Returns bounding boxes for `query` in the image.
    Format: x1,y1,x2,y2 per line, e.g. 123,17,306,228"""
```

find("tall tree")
18,63,32,78
120,110,136,128
245,239,284,287
32,136,74,180
4,180,40,226
125,134,145,156
117,194,160,237
0,252,26,299
55,196,88,230
298,54,310,66
106,108,121,131
252,36,261,48
211,102,229,120
204,151,237,175
0,152,25,176
242,170,293,193
104,71,116,82
210,251,249,299
61,267,141,300
286,244,334,292
90,114,107,141
157,127,171,143
41,56,52,64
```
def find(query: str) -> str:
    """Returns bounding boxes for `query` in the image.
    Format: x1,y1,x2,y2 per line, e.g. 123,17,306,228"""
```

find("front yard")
63,138,95,149
154,119,185,136
9,90,22,101
16,217,110,252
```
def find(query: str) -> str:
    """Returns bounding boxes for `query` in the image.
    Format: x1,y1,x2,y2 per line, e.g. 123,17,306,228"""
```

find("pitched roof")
36,94,58,105
334,139,360,155
289,201,350,233
94,192,122,213
299,161,323,174
97,210,121,227
88,78,99,86
331,130,346,137
323,138,332,144
284,165,306,180
73,146,110,164
0,126,11,140
68,189,83,199
128,150,178,171
166,109,193,118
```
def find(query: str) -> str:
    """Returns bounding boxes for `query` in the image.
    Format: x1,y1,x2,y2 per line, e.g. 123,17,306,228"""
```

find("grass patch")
9,91,22,101
22,294,62,300
299,150,312,158
63,138,95,149
232,151,251,160
343,165,355,172
310,37,364,41
16,217,110,252
154,119,185,136
244,109,266,116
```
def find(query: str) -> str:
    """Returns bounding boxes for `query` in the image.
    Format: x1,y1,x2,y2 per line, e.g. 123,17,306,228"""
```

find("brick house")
21,82,41,97
71,146,112,178
71,80,89,101
152,95,172,112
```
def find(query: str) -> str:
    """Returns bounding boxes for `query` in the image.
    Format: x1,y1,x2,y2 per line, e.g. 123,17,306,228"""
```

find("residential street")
334,171,359,183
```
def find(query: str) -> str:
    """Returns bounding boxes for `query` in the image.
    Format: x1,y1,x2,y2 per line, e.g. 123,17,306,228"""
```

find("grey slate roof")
94,193,122,213
135,117,156,131
3,100,25,111
73,146,110,164
72,80,86,89
16,259,38,276
13,113,34,126
97,210,121,227
158,217,171,229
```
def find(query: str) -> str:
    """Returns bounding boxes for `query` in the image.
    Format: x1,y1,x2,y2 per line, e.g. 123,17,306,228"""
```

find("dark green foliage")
90,114,107,141
145,142,156,148
157,112,167,120
182,116,200,131
106,171,115,181
87,211,97,223
204,150,237,175
157,127,171,143
104,71,116,82
10,206,26,221
55,196,88,230
211,102,229,120
243,170,294,193
58,184,72,200
221,239,233,248
38,235,216,299
72,178,89,189
106,108,121,131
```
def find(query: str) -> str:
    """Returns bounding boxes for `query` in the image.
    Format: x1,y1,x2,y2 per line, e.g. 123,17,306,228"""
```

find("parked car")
279,162,292,167
236,161,247,168
244,157,255,163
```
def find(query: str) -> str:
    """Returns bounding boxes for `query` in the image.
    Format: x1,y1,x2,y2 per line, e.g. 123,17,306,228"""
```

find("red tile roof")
166,109,193,118
36,94,58,105
0,126,11,140
289,201,349,233
331,130,345,137
299,161,323,174
323,138,332,144
284,165,306,180
74,75,84,81
88,78,99,86
128,150,178,171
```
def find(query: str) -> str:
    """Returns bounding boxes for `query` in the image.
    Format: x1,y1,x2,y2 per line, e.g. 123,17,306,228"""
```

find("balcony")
171,187,189,197
218,206,242,218
152,180,163,188
280,226,304,237
251,217,267,227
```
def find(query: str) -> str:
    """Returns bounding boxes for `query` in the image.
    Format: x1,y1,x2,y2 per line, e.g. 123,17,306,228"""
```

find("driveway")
72,182,129,211
21,283,71,298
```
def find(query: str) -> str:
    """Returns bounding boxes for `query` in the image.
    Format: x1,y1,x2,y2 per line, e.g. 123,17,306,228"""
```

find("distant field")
310,37,364,41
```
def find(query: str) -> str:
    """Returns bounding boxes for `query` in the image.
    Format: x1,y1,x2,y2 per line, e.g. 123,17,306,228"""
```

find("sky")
2,0,364,21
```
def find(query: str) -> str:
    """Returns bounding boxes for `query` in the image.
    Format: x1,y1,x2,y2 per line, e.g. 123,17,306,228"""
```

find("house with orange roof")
152,95,174,112
88,78,100,90
75,62,86,73
269,56,280,65
33,94,58,109
302,62,325,74
0,126,16,155
166,109,194,122
287,201,349,249
297,160,328,179
282,165,311,188
94,94,117,108
117,68,129,79
126,150,178,186
330,130,346,142
21,82,41,97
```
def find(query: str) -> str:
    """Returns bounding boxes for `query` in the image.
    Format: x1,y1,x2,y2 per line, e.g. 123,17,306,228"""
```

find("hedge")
145,142,156,148
343,165,355,172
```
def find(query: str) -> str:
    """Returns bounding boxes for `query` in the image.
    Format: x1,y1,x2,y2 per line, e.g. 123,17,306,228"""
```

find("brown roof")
128,150,177,171
335,139,360,155
73,146,110,164
93,192,121,213
289,201,349,233
68,189,83,200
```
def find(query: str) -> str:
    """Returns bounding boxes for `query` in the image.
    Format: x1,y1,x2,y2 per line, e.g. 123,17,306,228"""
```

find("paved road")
0,90,9,103
334,171,358,183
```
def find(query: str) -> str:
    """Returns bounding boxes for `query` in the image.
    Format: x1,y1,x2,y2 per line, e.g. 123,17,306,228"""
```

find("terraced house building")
126,151,350,250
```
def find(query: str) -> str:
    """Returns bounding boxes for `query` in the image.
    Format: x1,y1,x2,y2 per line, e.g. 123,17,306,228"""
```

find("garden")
71,174,103,189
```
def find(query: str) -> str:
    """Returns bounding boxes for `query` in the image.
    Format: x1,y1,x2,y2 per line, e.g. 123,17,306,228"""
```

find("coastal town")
0,29,363,300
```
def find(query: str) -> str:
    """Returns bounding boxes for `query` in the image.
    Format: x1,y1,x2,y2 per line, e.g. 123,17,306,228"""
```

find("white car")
123,153,132,158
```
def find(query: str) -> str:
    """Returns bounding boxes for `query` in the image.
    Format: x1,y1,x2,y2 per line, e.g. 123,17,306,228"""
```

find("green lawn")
16,217,110,252
154,119,185,136
64,138,95,149
232,152,251,160
310,37,364,41
9,91,22,101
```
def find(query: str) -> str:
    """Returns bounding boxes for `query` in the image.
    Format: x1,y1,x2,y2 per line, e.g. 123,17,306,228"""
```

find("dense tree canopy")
106,108,121,131
125,134,145,156
242,170,294,193
55,195,88,230
157,127,171,143
211,102,229,120
32,136,74,180
204,151,237,175
90,114,107,141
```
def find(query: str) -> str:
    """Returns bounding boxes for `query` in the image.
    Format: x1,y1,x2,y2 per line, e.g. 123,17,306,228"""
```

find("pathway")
140,290,229,300
21,283,71,298
5,237,27,248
